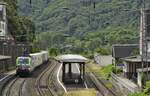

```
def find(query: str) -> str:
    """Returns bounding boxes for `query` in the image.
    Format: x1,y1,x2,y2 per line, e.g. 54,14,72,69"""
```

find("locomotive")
16,51,49,75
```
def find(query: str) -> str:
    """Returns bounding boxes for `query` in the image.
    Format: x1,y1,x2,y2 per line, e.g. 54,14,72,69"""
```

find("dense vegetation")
2,0,35,42
18,0,150,54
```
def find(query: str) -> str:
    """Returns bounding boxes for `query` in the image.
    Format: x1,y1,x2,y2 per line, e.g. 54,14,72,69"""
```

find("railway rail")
0,59,59,96
84,62,117,96
2,76,26,96
0,58,117,96
19,79,26,96
87,72,117,96
35,60,58,96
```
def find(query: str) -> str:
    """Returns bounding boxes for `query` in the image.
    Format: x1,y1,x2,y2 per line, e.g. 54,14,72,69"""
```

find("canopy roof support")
62,62,85,84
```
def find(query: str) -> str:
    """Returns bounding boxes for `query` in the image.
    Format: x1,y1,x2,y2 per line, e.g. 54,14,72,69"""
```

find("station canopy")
56,54,88,63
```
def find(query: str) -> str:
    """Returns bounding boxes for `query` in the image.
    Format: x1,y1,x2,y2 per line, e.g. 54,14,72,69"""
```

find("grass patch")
87,61,113,79
105,83,113,89
63,89,97,96
128,92,147,96
86,61,102,76
99,64,113,79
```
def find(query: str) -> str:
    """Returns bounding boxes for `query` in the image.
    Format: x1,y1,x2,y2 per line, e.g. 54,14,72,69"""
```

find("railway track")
87,72,117,96
19,79,26,96
1,59,114,96
2,76,26,96
0,59,59,96
35,60,58,96
85,62,118,96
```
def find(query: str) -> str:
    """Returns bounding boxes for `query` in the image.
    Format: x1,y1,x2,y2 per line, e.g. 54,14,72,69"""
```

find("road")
94,53,113,66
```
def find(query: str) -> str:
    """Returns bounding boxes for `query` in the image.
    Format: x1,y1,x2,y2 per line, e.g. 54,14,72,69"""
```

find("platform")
63,73,83,84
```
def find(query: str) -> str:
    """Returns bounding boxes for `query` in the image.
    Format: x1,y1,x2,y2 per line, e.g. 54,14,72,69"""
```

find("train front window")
18,58,29,65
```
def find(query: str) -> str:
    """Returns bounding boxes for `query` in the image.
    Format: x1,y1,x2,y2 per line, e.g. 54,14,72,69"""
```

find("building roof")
56,54,88,63
0,55,11,61
112,44,138,58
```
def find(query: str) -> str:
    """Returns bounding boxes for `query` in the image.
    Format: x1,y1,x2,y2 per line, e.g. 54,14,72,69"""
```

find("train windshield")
17,58,30,65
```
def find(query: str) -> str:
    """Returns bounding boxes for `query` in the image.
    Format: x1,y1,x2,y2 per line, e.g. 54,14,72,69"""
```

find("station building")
121,10,150,87
122,56,150,86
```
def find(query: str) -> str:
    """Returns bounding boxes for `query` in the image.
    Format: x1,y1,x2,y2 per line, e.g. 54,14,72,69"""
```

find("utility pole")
140,0,150,82
142,0,149,81
140,0,144,78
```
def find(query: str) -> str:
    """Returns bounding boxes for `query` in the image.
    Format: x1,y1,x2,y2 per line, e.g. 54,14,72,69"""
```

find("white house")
0,3,7,37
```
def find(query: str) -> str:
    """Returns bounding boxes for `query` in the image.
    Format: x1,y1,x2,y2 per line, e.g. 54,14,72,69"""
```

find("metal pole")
69,63,72,78
142,0,148,82
141,0,146,79
83,63,85,80
62,63,66,82
143,0,149,80
146,40,148,80
141,8,144,75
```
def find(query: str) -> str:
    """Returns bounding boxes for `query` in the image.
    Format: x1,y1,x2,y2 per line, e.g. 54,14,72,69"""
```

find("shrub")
128,92,147,96
48,48,59,56
100,64,113,79
112,66,123,74
31,47,40,53
144,81,150,95
95,47,111,55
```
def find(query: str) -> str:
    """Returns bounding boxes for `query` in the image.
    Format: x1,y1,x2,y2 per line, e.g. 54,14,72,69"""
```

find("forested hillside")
2,0,35,42
18,0,150,55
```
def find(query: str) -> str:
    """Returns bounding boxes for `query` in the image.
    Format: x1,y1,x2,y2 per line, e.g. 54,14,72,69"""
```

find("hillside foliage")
18,0,150,54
